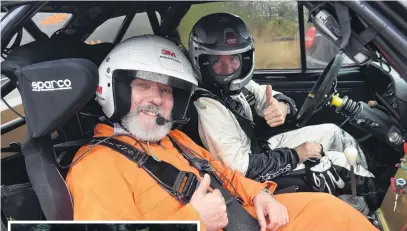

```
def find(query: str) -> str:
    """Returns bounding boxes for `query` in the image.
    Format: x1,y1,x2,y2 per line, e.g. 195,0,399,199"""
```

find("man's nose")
146,87,163,105
222,61,233,74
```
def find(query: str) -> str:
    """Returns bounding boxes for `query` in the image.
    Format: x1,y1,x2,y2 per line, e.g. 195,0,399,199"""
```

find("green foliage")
178,1,299,47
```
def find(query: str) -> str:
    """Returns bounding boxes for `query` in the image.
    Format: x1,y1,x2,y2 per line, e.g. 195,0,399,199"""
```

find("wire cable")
1,96,25,120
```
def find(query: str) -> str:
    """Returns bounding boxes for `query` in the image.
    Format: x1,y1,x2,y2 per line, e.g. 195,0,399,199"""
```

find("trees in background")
178,1,299,46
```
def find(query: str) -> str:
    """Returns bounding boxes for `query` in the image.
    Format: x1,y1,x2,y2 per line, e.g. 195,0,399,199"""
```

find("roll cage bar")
2,1,407,136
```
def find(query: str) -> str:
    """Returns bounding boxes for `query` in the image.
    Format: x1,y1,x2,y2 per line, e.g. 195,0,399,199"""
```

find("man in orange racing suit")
66,35,378,231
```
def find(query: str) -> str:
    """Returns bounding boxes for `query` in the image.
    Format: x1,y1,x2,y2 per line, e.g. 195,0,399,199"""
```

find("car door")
248,4,374,140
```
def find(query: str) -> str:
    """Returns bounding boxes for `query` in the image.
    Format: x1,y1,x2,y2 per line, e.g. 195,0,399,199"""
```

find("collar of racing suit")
96,122,174,149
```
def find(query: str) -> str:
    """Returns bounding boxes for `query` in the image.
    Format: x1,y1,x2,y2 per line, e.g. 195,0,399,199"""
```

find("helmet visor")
208,54,241,76
112,69,194,123
113,69,195,92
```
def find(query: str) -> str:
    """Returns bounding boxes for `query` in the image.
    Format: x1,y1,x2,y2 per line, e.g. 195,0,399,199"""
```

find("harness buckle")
173,172,199,203
192,158,212,172
191,159,224,186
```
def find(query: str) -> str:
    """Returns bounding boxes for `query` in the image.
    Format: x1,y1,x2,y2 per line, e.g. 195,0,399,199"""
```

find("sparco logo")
32,79,72,92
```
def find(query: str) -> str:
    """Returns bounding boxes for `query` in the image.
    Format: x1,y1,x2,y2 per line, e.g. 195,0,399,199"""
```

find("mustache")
134,104,164,117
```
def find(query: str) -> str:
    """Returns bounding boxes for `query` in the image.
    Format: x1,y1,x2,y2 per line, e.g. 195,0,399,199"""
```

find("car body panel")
377,167,407,231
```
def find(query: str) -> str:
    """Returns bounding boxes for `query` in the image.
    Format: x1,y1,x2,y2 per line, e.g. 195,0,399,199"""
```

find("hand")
294,142,322,163
190,174,228,231
263,85,288,128
253,190,289,231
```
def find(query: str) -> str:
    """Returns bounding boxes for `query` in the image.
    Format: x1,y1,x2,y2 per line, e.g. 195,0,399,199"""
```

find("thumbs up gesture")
263,85,288,128
265,84,275,105
190,174,228,231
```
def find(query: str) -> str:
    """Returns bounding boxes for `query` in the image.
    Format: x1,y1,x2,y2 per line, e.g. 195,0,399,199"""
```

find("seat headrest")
1,40,77,84
1,39,113,84
16,58,99,138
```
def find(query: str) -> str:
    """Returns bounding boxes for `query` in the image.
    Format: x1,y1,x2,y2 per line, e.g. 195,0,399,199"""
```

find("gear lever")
338,147,370,216
345,147,358,201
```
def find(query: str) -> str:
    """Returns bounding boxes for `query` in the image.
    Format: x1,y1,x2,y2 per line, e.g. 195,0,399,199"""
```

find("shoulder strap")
168,136,227,191
89,137,198,203
193,88,256,136
193,88,249,120
241,87,256,107
168,136,261,231
194,88,268,154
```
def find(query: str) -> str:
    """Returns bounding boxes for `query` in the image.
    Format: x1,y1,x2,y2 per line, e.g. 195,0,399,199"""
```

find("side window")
303,8,355,68
32,13,73,37
121,12,161,41
86,16,125,44
1,12,73,50
85,12,161,44
1,12,35,48
5,29,35,48
178,1,301,69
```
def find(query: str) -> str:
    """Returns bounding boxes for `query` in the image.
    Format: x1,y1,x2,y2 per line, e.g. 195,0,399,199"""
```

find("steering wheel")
296,53,344,127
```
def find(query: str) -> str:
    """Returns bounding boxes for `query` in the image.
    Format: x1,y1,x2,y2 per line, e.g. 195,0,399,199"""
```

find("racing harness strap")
192,87,297,155
89,137,198,202
89,136,261,231
192,88,270,155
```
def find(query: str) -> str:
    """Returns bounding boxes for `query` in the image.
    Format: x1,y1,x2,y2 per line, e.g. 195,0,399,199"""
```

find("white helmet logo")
96,86,103,94
226,38,237,45
32,79,72,92
162,49,176,58
224,75,234,82
160,48,180,64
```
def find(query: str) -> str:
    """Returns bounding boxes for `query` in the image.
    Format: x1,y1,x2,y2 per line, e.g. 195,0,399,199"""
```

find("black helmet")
188,13,255,92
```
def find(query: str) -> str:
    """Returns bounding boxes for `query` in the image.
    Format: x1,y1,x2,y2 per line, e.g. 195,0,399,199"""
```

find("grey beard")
121,106,172,142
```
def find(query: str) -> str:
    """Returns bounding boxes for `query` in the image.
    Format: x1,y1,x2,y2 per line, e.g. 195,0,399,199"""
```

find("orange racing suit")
66,123,378,231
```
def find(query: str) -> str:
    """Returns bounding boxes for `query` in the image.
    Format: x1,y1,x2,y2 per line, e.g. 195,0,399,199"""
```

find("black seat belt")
89,136,261,231
89,137,198,202
168,136,262,231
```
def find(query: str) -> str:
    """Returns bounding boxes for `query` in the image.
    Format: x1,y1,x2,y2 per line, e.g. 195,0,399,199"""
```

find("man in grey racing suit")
187,12,382,210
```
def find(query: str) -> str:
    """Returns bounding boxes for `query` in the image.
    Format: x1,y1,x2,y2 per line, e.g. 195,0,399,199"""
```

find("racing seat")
1,38,111,221
180,101,205,148
23,58,98,220
2,58,99,221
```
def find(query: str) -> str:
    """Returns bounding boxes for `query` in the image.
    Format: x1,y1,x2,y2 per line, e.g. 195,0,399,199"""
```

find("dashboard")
368,63,407,128
354,62,407,152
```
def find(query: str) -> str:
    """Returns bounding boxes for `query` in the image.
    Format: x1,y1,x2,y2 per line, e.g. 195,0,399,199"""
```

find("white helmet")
96,35,198,122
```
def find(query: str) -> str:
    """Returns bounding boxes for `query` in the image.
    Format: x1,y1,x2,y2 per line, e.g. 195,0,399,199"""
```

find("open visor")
198,49,254,91
208,54,242,76
111,69,195,123
113,69,196,92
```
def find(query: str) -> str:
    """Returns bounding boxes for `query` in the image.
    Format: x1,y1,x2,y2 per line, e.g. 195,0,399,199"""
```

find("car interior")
1,1,406,230
0,1,196,223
